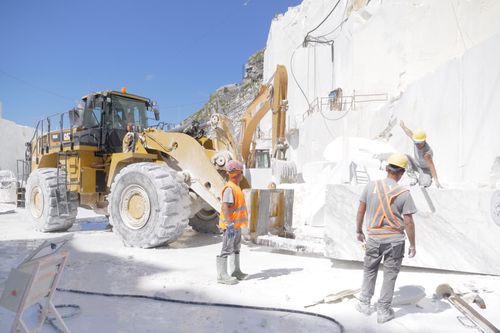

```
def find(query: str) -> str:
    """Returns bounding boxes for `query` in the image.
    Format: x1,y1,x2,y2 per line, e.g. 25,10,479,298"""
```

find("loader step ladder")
349,162,370,185
16,160,30,208
55,151,79,217
16,187,26,208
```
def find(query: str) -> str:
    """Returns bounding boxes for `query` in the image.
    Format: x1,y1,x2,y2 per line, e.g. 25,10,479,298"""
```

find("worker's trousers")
359,240,405,309
220,228,242,257
407,156,432,187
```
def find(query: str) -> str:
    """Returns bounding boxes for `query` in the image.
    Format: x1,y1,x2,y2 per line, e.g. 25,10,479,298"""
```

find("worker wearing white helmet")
355,153,417,324
400,121,442,188
216,160,249,285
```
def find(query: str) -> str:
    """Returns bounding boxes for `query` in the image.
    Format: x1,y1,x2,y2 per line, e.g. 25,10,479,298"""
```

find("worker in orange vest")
355,153,417,323
216,160,249,285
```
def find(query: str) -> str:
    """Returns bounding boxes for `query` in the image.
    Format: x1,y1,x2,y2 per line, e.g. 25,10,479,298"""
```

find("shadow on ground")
246,267,303,281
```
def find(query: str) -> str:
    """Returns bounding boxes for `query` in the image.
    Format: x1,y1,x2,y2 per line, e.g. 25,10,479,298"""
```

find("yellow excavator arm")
240,65,288,167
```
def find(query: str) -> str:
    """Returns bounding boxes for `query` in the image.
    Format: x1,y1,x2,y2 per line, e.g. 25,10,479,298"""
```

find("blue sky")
0,0,301,126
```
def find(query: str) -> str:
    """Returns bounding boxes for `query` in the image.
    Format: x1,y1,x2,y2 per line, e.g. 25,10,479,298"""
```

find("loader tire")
25,168,78,232
189,208,221,234
108,162,190,248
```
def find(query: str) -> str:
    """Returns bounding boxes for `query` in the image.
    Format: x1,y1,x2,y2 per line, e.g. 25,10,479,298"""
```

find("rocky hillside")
181,49,264,138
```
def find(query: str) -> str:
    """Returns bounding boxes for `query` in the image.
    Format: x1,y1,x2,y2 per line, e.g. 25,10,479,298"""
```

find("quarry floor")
1,204,500,333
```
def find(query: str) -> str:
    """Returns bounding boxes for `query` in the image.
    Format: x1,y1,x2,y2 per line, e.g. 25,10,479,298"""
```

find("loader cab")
73,90,159,153
105,93,150,152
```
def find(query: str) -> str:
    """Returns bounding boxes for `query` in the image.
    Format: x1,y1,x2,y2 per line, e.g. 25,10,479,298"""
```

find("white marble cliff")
260,0,500,274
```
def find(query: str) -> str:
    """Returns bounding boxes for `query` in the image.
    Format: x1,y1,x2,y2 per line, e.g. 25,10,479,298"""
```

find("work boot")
229,253,248,280
216,256,238,285
377,306,395,323
355,300,373,315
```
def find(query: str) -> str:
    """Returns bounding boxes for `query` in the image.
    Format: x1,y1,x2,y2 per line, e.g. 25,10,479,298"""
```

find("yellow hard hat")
412,130,427,143
387,153,408,169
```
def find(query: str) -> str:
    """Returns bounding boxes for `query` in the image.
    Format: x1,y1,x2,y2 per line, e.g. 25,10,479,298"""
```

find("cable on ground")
37,303,81,333
56,287,345,332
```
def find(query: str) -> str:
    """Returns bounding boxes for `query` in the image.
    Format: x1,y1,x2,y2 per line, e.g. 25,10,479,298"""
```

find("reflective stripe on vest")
367,180,409,237
219,181,249,230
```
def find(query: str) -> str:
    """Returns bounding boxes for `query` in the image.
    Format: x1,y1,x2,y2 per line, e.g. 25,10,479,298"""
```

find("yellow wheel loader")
22,88,236,248
21,65,295,248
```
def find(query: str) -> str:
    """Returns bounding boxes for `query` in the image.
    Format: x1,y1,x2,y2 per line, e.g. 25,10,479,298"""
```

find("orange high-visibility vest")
219,181,249,230
367,180,409,237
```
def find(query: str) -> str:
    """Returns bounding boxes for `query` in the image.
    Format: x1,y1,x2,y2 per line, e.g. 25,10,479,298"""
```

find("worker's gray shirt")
414,142,433,175
360,178,417,244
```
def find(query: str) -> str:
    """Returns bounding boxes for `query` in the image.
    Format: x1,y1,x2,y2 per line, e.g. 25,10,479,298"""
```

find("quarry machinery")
22,88,242,247
239,64,296,184
173,64,296,236
22,87,293,247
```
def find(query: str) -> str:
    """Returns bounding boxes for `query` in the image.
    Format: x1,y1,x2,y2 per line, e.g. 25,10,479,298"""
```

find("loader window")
73,97,102,146
82,106,102,128
110,95,148,130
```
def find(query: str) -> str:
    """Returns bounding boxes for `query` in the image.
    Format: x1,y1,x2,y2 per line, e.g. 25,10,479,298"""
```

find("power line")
0,68,210,113
162,100,207,108
0,68,73,102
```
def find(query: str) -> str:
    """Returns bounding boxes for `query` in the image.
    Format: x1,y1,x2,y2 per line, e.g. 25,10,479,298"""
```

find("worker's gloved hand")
226,224,235,239
408,246,416,258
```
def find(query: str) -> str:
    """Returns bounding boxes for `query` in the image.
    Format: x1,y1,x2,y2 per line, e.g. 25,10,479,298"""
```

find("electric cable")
317,100,353,141
37,303,81,333
290,43,311,107
0,68,73,102
303,0,342,45
319,102,353,122
449,0,467,51
162,100,208,109
307,16,349,43
56,287,345,332
307,0,352,44
295,0,351,112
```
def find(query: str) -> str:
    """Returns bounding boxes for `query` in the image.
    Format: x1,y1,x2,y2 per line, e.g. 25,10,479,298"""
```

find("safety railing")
302,91,388,121
29,111,76,164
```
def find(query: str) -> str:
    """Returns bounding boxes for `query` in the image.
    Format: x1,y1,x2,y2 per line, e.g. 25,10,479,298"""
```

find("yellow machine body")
23,83,294,247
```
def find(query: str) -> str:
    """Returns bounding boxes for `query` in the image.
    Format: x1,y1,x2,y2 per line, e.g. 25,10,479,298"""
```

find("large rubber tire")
25,168,78,232
188,208,221,234
108,162,190,248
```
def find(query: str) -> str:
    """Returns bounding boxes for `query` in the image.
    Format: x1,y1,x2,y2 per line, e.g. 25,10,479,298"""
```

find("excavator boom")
240,65,288,167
